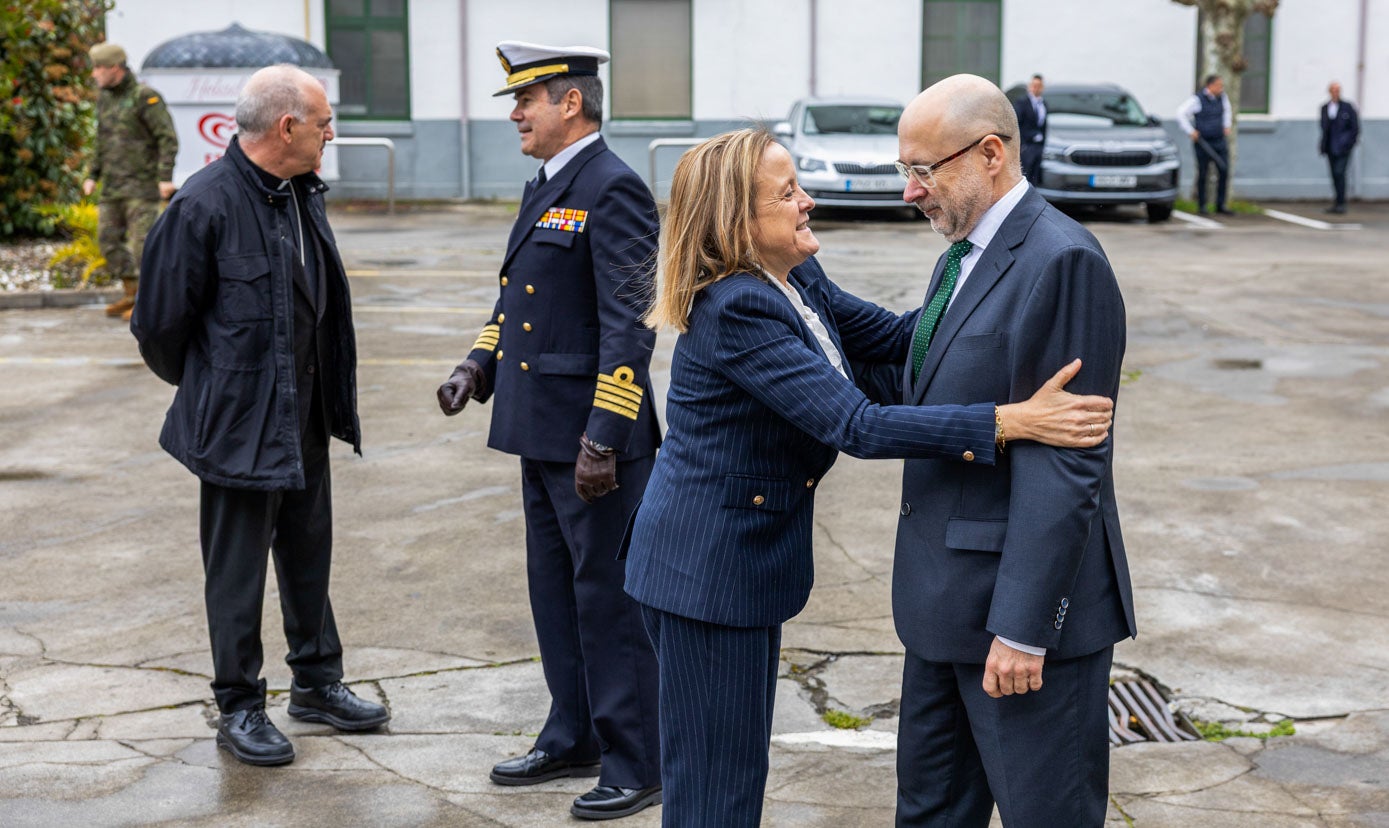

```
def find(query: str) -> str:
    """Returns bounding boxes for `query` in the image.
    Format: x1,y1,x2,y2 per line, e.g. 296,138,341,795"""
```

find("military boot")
105,277,137,318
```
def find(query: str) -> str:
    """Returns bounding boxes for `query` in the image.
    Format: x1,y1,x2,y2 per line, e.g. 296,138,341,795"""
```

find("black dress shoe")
287,680,390,731
571,785,662,820
1216,207,1235,215
216,706,294,766
1326,204,1347,214
489,747,600,786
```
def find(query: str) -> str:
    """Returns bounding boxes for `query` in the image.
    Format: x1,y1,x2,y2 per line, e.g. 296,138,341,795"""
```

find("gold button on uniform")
523,322,532,332
520,362,530,371
500,276,508,286
962,450,975,462
752,495,765,506
497,350,504,360
498,313,505,323
805,478,815,488
525,284,535,294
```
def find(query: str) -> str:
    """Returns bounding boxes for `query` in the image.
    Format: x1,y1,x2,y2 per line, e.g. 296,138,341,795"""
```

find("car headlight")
797,156,827,173
1155,145,1178,162
1042,148,1066,162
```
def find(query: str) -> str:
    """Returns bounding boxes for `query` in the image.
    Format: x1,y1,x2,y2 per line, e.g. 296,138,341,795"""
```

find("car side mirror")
772,121,793,138
1147,114,1163,127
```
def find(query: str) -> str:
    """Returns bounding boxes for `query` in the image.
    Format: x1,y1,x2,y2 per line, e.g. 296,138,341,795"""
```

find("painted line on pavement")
1170,211,1223,230
772,730,897,750
1262,209,1363,231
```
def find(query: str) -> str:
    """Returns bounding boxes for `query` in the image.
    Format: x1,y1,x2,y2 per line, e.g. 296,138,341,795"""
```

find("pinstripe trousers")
640,605,781,828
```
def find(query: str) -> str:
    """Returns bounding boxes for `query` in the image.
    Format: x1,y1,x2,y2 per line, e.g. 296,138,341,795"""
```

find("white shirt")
1327,101,1340,120
942,177,1047,658
540,131,602,181
1175,91,1232,135
767,272,848,379
1028,93,1046,139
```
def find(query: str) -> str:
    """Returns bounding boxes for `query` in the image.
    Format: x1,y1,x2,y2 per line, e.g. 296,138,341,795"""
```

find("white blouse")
766,272,847,379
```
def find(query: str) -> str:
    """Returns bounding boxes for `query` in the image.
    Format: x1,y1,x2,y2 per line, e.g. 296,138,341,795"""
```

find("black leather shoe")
489,747,600,786
1216,208,1235,215
287,680,390,731
1326,204,1347,214
216,706,294,766
571,785,663,820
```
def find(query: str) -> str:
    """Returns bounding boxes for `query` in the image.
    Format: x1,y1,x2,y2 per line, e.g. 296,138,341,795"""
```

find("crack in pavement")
815,521,887,585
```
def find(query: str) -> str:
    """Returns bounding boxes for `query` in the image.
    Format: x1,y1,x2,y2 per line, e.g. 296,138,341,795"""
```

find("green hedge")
0,0,111,238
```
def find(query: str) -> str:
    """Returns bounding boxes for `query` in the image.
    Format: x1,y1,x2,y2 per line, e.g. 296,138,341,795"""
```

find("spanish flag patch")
147,96,161,105
536,207,587,233
471,323,500,353
593,366,643,420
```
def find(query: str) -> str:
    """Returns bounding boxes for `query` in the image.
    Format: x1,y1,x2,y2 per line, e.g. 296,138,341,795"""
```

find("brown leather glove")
575,433,618,503
436,359,486,416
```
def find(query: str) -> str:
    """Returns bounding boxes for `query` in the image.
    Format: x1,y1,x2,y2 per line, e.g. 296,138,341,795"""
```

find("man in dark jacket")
1013,73,1046,185
131,64,387,767
1319,81,1359,214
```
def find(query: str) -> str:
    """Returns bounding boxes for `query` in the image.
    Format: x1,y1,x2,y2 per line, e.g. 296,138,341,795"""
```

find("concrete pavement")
2,200,1387,826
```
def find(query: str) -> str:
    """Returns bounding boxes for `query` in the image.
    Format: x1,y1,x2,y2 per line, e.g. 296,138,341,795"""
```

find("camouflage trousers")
98,198,161,282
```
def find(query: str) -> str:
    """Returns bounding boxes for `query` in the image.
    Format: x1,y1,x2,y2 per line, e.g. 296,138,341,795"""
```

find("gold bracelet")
995,405,1006,451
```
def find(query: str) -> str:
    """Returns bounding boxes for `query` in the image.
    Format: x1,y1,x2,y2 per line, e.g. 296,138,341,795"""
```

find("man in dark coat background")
1319,81,1359,214
132,64,388,767
435,41,663,821
1012,73,1046,185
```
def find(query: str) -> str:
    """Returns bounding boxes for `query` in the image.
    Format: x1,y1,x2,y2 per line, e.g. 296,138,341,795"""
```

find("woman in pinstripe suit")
622,129,1111,827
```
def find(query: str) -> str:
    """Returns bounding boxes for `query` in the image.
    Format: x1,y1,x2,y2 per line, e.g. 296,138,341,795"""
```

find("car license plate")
844,178,899,192
1090,174,1138,188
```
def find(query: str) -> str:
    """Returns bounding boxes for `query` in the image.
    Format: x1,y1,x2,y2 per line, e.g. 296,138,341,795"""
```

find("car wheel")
1146,201,1174,223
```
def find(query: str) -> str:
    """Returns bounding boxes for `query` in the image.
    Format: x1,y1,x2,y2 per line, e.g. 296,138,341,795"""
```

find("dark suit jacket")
892,187,1136,663
1320,100,1359,157
1013,94,1047,146
465,136,662,462
624,257,997,628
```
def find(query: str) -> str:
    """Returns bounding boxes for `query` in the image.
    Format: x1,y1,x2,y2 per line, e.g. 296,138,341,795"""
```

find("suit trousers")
521,456,660,789
1019,143,1044,186
1193,137,1229,210
896,646,1114,828
198,414,343,714
640,605,781,828
1328,153,1351,206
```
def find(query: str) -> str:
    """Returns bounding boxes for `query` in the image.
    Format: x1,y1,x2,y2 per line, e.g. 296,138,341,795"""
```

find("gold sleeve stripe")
594,398,640,420
471,324,500,353
595,381,643,405
594,389,641,415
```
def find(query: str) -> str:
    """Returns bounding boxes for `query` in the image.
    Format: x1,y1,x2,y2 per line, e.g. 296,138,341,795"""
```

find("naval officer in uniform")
436,42,663,821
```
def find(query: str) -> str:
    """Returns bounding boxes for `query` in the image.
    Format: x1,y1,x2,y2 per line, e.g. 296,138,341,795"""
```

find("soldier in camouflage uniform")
83,43,178,321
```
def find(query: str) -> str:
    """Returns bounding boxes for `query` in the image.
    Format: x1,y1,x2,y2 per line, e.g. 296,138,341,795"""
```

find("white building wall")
410,0,463,120
692,0,812,123
1267,0,1364,119
1002,0,1198,120
1357,0,1389,119
465,0,610,122
813,0,921,105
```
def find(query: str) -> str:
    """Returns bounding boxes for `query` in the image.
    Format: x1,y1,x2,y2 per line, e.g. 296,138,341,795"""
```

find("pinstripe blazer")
623,256,997,628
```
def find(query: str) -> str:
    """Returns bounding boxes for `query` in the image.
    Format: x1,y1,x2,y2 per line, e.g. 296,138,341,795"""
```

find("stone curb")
0,288,121,310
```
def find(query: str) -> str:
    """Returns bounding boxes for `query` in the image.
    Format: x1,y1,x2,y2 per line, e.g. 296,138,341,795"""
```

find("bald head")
901,74,1021,171
1329,82,1342,101
235,64,334,179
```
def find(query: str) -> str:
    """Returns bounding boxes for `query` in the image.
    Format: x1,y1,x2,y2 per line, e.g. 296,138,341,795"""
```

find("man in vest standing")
1176,74,1233,215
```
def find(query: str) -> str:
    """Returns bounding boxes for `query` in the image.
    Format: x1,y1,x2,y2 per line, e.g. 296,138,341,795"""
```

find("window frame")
1195,9,1272,115
920,0,1003,90
324,0,412,121
607,0,694,122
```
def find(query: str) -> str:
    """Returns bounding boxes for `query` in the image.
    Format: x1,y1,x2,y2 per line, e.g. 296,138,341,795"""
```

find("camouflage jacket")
92,73,178,201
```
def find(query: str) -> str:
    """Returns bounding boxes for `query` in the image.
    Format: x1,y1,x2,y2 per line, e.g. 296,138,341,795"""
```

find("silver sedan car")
773,97,908,211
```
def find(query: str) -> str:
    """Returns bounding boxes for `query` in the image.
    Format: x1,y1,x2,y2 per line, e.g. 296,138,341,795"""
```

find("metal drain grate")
1108,678,1198,745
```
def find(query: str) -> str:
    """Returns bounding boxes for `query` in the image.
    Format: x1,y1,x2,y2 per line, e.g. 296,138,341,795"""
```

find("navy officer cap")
494,40,610,97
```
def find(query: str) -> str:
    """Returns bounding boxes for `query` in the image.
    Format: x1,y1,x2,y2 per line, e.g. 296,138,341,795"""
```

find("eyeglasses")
894,134,1012,188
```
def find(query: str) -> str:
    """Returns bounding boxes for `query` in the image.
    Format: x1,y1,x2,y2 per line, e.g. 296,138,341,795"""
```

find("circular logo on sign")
198,113,237,148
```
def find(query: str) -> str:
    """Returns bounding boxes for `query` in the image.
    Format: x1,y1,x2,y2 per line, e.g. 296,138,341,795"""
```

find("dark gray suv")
1007,83,1180,223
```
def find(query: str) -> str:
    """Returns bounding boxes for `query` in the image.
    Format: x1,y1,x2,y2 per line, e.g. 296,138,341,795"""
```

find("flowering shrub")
0,0,111,237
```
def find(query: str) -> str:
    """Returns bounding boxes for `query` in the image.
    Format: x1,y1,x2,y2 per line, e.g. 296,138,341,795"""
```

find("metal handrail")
333,136,396,214
647,138,704,197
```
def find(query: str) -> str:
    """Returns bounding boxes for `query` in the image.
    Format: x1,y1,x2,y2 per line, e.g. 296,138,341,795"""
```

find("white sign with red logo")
141,68,340,185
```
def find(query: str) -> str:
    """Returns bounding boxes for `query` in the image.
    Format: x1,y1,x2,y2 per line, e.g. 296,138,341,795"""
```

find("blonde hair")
645,128,774,332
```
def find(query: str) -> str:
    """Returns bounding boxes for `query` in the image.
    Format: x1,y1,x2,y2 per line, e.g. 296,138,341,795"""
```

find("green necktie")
911,240,974,382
